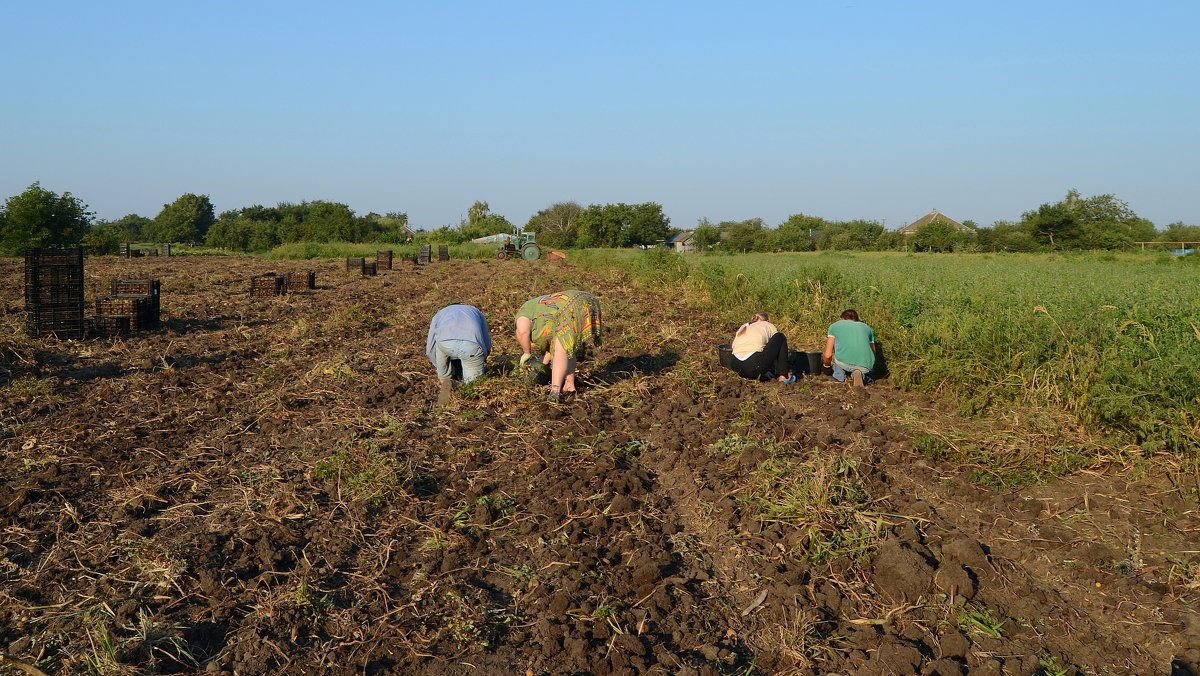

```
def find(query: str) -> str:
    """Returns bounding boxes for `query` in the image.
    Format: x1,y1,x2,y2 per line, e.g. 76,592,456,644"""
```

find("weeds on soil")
709,434,882,564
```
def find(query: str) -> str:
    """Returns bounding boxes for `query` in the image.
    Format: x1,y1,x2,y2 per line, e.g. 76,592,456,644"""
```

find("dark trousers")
731,333,790,381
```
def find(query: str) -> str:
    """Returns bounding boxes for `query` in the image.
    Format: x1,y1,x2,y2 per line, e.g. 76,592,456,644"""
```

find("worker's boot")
437,378,453,405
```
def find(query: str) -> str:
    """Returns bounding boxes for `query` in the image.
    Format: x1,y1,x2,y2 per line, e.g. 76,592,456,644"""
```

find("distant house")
666,230,697,252
899,209,971,235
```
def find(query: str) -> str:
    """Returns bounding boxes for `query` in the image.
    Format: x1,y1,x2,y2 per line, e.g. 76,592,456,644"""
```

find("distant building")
899,209,971,235
666,230,697,252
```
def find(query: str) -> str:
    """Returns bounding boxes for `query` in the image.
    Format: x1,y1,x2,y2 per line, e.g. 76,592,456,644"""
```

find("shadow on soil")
592,350,680,384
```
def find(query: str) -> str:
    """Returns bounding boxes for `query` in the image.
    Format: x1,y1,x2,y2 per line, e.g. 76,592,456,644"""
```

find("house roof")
899,209,970,234
667,230,695,243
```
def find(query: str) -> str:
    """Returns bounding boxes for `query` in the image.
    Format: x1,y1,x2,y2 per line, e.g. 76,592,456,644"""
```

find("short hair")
841,309,859,321
753,311,769,322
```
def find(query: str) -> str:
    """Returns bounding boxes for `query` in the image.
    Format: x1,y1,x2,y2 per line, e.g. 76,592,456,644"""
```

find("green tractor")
496,231,540,261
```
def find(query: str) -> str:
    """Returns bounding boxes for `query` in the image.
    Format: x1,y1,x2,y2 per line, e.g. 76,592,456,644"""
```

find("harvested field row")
0,255,1197,675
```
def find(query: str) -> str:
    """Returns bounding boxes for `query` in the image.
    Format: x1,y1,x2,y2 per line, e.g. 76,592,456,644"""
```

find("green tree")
81,221,121,255
0,182,94,254
976,220,1039,252
575,202,671,248
1157,222,1200,243
526,202,583,248
574,205,622,248
836,220,885,250
876,229,907,251
912,220,969,252
912,220,968,252
457,200,514,241
108,213,152,242
303,201,360,241
152,193,215,243
1021,189,1151,250
364,211,412,243
722,218,770,252
423,224,468,244
775,213,826,251
623,203,671,246
205,210,254,251
692,219,720,250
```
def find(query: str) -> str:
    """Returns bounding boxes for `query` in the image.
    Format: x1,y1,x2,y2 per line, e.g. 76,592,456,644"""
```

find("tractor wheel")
521,243,541,261
496,249,508,260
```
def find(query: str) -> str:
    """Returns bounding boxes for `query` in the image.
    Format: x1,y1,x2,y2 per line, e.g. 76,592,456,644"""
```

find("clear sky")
3,1,1197,231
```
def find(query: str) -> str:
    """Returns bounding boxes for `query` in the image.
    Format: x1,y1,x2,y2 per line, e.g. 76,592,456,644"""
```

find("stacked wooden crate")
377,250,393,270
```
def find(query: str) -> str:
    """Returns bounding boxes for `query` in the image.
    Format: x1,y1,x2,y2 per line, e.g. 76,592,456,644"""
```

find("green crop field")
579,249,1200,456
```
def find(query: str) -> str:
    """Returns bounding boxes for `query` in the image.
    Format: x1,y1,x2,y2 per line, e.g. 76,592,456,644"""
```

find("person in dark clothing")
727,312,796,383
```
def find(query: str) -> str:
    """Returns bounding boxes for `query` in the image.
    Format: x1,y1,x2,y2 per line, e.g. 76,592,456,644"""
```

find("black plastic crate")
111,279,161,311
26,247,83,264
346,257,364,271
284,271,316,291
438,245,449,262
25,249,85,306
94,315,131,337
250,274,285,297
26,302,85,339
96,296,159,330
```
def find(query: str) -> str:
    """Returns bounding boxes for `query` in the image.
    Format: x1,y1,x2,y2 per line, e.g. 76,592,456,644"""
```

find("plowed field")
1,255,1197,675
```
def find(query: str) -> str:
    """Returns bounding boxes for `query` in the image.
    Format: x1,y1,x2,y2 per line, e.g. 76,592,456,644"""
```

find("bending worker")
515,290,602,401
822,308,876,387
728,311,796,383
427,303,492,404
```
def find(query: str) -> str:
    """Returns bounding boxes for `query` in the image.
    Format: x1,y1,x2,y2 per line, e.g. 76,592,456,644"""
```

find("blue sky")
3,1,1197,231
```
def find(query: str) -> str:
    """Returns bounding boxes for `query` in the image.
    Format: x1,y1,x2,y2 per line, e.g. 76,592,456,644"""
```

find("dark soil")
1,255,1197,675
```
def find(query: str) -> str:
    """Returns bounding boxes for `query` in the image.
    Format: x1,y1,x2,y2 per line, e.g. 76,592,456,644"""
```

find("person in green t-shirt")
822,309,877,387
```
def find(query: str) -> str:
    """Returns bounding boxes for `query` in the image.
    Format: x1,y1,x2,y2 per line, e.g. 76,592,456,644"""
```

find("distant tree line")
664,190,1197,254
203,203,412,252
2,183,1197,256
524,202,671,249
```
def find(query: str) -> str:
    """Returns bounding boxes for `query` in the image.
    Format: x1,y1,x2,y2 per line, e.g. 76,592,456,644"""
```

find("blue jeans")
832,359,872,384
432,339,486,382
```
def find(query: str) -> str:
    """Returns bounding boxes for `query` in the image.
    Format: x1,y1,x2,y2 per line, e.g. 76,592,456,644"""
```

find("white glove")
519,353,532,368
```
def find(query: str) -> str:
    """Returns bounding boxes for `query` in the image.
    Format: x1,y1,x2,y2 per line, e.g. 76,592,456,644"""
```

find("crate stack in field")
284,271,316,292
120,243,146,258
96,278,161,333
363,261,378,276
161,244,171,257
438,245,449,262
418,245,432,264
377,250,393,270
24,247,85,339
249,273,285,297
346,256,365,272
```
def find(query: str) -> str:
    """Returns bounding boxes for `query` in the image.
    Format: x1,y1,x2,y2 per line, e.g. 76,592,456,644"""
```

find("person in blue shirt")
426,304,492,404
